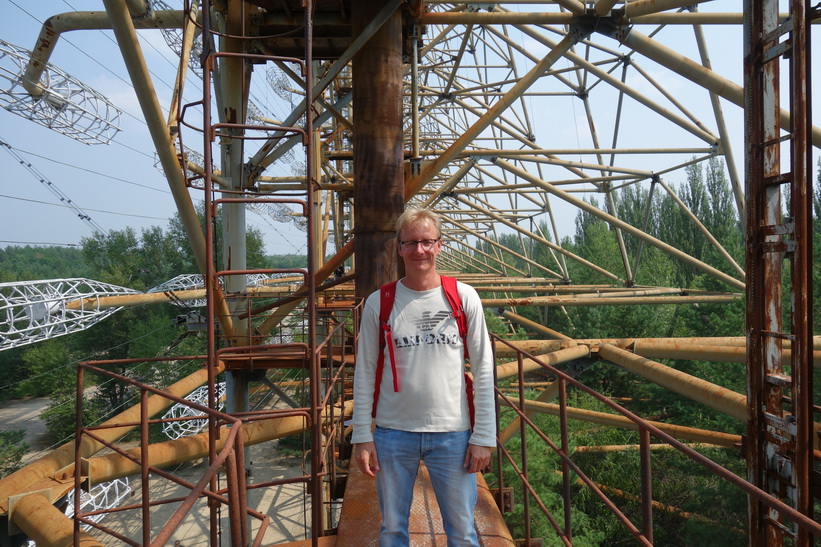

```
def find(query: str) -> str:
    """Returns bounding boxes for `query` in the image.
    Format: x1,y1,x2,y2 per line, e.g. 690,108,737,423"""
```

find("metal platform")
333,460,516,546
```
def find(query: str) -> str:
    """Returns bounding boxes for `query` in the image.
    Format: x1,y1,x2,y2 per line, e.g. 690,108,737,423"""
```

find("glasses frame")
398,238,441,250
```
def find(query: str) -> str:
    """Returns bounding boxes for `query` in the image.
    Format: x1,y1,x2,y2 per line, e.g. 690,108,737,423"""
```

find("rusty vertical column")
352,1,404,298
744,0,815,543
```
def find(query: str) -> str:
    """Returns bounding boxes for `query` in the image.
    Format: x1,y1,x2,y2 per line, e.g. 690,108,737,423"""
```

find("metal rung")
762,240,795,253
762,171,792,186
766,373,792,387
762,134,792,149
764,513,798,538
763,38,793,63
763,16,794,43
761,330,797,341
759,221,794,236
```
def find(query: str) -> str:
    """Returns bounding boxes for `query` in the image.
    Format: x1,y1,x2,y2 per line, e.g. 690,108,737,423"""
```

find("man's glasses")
399,238,440,250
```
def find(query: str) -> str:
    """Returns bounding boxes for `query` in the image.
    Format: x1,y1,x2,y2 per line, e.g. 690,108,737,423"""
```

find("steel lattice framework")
0,38,121,145
0,1,817,545
161,382,226,439
0,278,138,350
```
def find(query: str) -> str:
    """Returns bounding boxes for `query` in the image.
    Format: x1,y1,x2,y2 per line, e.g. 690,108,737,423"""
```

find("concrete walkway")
0,397,55,465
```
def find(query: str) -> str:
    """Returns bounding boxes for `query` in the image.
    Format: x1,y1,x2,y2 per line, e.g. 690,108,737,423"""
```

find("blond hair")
395,207,442,240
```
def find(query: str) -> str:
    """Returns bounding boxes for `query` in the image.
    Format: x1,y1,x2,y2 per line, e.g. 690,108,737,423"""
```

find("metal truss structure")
63,478,132,527
161,382,226,439
0,278,138,351
0,1,817,545
0,38,121,145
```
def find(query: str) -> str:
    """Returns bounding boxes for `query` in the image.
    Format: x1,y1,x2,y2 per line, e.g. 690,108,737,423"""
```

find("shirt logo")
412,310,452,332
394,309,460,349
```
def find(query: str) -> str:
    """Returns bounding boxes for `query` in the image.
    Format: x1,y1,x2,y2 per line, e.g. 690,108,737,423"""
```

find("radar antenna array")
0,278,138,351
0,39,121,145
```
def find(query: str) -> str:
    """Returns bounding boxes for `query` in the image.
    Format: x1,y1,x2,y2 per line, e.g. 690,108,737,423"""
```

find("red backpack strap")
441,276,475,429
441,276,468,359
373,281,399,418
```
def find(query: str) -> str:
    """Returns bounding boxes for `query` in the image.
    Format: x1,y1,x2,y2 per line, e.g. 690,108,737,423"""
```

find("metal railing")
489,334,821,545
71,296,361,545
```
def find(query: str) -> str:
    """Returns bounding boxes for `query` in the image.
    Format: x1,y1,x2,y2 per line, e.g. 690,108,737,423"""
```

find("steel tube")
495,344,591,380
494,159,747,290
9,492,101,547
610,27,821,148
0,363,222,513
406,32,582,200
22,10,188,97
454,194,622,282
598,344,747,421
100,0,237,341
503,398,742,447
443,216,563,277
633,339,821,366
501,310,573,341
488,24,717,145
624,0,716,17
656,178,745,277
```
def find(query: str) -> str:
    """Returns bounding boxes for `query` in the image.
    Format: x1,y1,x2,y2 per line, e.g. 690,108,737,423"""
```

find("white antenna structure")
0,278,138,351
162,382,226,440
63,478,132,528
0,39,121,145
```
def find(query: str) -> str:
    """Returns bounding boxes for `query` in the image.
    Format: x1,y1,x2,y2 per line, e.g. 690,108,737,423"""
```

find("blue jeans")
373,427,478,547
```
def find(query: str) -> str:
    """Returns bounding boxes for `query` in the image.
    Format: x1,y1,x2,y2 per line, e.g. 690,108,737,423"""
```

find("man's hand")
353,441,380,477
463,443,492,474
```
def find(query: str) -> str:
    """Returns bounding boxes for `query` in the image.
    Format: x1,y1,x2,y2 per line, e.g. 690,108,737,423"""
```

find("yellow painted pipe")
494,344,591,381
87,401,352,485
500,397,742,448
633,340,821,367
598,344,747,421
0,363,223,514
9,492,101,547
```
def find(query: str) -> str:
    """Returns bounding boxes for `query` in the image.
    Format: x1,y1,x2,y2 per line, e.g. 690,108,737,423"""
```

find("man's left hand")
463,443,492,474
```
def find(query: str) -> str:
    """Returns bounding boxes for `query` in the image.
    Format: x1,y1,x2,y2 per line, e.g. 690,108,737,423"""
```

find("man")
351,207,496,546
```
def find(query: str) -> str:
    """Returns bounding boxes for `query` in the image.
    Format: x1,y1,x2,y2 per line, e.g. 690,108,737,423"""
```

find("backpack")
371,275,475,428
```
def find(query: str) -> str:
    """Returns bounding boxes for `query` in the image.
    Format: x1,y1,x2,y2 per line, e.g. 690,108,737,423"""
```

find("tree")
0,431,28,478
167,201,271,273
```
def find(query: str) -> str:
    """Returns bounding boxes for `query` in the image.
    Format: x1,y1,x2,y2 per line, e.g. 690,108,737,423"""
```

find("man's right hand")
353,441,380,477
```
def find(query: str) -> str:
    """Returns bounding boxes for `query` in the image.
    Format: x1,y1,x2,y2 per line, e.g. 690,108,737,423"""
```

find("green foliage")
475,157,759,545
0,246,89,282
0,430,28,477
18,339,77,398
167,201,271,272
42,394,109,443
268,254,309,269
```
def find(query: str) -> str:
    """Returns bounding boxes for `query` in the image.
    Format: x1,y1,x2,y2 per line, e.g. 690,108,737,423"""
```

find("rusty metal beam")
598,344,747,421
8,492,101,546
352,1,404,298
0,364,222,514
501,398,743,448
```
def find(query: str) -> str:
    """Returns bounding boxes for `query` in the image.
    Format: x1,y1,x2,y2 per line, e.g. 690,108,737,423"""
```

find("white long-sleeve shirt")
351,279,496,447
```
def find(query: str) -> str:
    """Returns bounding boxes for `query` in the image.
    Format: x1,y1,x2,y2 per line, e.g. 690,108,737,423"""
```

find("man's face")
397,221,442,274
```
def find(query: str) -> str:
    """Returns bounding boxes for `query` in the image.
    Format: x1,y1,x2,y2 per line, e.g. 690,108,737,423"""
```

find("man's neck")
401,271,441,292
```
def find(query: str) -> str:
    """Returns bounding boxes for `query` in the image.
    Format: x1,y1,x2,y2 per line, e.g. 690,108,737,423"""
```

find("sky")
0,0,309,256
0,1,819,266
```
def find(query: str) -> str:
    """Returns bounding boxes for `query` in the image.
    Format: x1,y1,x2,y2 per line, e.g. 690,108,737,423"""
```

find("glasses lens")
402,239,437,249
